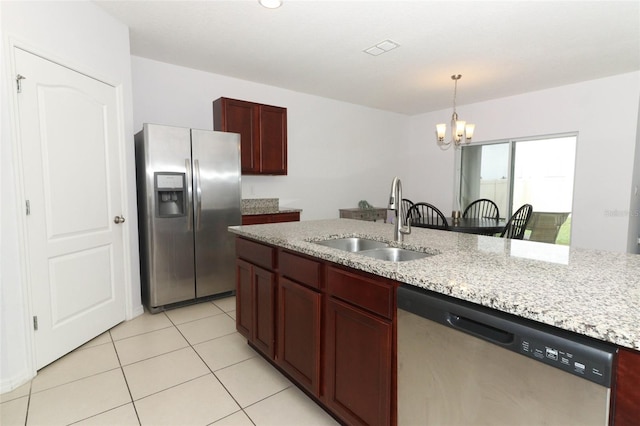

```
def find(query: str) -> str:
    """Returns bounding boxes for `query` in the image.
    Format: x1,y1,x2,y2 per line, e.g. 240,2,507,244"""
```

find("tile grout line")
23,379,33,426
168,301,260,425
111,322,145,425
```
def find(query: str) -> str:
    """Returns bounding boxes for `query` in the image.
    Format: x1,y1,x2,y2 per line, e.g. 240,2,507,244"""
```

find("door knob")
114,215,126,224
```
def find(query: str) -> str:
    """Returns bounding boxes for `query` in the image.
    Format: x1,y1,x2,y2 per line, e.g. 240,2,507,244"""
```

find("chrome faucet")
389,176,411,242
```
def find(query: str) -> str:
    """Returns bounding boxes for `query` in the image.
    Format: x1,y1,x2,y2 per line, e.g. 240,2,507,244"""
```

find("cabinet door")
325,297,392,426
235,259,253,339
217,98,258,173
278,277,322,395
259,104,287,175
252,265,276,358
613,347,640,425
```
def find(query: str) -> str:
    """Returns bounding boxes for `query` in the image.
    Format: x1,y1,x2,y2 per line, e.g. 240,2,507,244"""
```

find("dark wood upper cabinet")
213,97,287,175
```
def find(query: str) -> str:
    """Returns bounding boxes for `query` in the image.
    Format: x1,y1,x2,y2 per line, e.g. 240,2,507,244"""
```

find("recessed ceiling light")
259,0,283,9
363,39,400,56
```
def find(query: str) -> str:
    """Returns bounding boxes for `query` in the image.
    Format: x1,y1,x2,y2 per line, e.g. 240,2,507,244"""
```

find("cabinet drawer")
327,267,394,319
236,237,276,270
242,212,300,225
280,251,322,289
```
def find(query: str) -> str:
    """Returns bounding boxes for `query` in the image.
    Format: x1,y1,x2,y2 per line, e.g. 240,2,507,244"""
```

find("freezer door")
137,124,195,309
191,129,241,297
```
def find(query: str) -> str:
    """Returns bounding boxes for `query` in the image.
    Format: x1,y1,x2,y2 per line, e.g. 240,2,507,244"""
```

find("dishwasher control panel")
519,337,611,386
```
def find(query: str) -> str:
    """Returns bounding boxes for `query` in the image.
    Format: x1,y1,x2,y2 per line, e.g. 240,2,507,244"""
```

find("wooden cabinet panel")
235,238,276,359
259,104,287,174
324,297,392,426
235,259,253,339
214,98,256,172
327,266,394,319
280,250,322,290
242,211,300,225
278,277,322,395
252,265,276,358
214,97,287,175
236,237,276,270
613,347,640,425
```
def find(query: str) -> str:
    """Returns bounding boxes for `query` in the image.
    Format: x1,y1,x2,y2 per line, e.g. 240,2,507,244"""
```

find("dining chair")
463,198,500,220
500,204,533,239
407,202,449,230
401,198,414,225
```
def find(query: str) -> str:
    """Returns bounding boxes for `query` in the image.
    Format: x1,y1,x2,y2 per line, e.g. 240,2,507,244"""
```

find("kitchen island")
229,218,640,425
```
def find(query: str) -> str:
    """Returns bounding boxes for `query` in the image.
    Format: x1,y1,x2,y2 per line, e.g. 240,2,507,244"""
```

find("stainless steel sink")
357,247,433,262
314,237,389,252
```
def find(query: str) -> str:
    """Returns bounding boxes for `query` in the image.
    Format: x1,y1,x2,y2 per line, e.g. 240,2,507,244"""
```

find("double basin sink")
314,237,432,262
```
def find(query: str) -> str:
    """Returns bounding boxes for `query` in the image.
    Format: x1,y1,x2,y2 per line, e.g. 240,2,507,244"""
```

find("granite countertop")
241,197,302,216
241,207,303,216
229,218,640,351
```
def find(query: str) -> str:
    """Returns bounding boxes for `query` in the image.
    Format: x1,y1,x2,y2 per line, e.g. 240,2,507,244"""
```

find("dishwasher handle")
447,313,515,345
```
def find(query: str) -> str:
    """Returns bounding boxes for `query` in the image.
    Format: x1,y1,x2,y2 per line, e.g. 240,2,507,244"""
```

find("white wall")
406,72,640,252
0,1,141,392
131,57,410,218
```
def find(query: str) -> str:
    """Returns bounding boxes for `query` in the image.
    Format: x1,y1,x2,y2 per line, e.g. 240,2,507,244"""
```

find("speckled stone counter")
241,198,302,216
229,218,640,350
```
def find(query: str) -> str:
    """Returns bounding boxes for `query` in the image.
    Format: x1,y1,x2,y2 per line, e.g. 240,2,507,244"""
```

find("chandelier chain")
453,78,458,113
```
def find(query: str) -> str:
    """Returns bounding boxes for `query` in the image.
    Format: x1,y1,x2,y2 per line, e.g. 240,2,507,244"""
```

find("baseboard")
0,368,34,396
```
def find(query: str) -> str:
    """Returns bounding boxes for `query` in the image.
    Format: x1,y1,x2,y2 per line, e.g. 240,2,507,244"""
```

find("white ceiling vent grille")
363,39,400,56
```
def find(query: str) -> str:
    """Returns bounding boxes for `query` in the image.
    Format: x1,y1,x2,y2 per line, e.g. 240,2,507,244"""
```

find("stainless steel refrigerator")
135,123,241,312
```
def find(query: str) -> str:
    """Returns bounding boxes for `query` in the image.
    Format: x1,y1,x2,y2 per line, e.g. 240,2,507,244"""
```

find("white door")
14,48,126,369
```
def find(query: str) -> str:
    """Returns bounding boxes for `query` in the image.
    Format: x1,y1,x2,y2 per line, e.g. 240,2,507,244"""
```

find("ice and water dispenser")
155,172,186,217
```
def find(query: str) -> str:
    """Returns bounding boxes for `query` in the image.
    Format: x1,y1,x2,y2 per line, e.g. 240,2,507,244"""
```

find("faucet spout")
389,177,411,242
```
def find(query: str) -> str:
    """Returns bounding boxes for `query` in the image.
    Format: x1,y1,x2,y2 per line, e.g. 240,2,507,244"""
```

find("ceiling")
95,1,640,116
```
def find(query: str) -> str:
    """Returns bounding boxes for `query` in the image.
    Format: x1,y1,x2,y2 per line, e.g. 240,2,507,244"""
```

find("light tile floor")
0,296,339,426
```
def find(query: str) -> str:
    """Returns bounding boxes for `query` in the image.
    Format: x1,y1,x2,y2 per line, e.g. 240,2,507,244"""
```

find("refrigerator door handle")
185,158,193,231
194,159,203,230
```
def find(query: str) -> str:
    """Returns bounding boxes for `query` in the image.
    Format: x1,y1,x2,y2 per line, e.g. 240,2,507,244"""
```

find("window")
459,135,576,244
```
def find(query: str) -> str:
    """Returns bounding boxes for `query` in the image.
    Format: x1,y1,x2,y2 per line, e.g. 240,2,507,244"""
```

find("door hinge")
33,316,38,331
16,74,26,93
26,200,30,215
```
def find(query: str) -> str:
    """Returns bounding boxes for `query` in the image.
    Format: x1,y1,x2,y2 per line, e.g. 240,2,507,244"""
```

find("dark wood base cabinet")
235,236,397,425
325,297,392,426
613,347,640,425
278,277,321,395
242,211,300,225
235,239,277,359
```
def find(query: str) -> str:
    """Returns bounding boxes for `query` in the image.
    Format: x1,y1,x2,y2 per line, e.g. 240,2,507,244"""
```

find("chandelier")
436,74,475,149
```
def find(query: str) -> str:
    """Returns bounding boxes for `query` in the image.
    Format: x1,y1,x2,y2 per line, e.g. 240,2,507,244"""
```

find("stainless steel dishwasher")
397,285,616,425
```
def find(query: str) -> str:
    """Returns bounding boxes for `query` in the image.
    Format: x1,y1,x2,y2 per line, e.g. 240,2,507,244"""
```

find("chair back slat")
500,204,533,239
463,199,500,220
407,202,449,230
401,199,414,225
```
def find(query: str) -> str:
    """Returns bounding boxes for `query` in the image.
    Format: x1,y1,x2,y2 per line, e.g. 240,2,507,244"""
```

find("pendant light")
436,74,475,149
